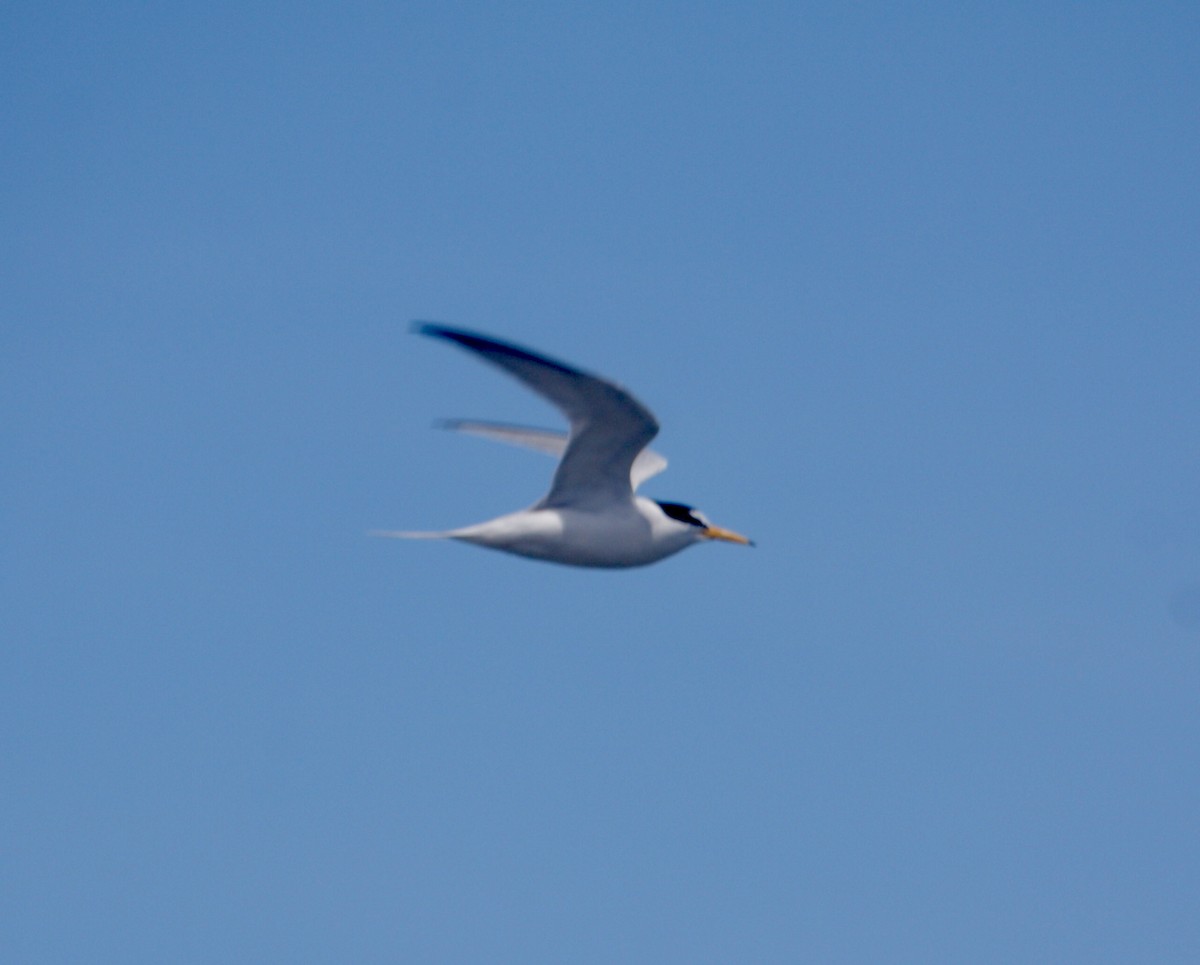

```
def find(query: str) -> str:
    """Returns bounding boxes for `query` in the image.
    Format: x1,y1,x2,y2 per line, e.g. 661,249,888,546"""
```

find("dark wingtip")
412,320,447,337
411,321,493,351
409,322,581,376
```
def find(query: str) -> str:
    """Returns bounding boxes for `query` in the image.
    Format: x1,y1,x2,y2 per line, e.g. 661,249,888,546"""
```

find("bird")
373,323,753,568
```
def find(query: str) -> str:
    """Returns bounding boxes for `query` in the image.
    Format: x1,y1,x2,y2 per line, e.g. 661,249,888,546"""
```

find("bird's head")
654,501,754,547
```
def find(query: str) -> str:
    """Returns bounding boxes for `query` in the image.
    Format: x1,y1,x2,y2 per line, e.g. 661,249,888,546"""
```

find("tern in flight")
375,324,752,567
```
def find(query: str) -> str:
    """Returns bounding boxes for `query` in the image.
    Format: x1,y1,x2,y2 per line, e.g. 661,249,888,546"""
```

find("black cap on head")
655,501,706,528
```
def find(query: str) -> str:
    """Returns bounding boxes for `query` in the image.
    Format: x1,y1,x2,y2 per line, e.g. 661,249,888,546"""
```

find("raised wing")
439,419,669,489
437,420,569,457
417,324,660,508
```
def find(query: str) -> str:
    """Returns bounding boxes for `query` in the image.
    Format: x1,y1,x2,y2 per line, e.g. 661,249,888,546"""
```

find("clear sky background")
4,3,1199,962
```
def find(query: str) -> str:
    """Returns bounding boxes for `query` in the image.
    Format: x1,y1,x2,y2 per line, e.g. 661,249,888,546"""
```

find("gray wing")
417,324,660,508
439,419,669,489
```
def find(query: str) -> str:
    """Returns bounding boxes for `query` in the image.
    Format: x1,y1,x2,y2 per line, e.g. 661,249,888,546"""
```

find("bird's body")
433,497,701,568
376,324,751,568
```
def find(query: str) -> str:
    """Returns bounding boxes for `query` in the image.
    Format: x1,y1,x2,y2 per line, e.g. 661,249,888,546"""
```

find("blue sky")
4,2,1199,961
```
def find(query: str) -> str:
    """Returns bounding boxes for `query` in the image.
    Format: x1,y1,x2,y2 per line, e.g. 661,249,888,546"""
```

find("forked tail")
368,529,454,540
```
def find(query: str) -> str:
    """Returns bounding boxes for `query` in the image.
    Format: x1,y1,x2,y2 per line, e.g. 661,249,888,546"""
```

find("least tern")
375,324,752,568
